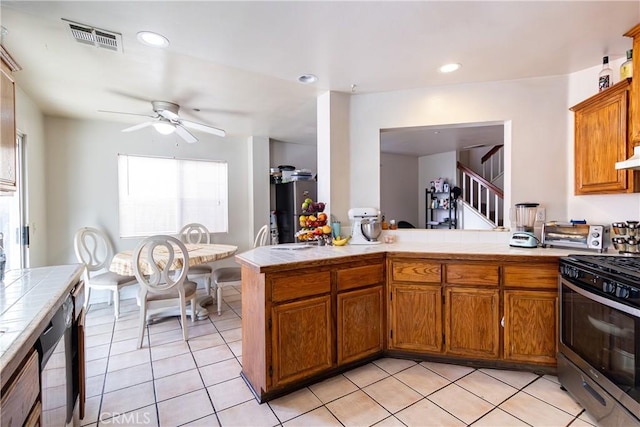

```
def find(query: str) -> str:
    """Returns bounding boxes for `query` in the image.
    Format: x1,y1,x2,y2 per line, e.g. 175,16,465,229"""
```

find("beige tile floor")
81,285,599,427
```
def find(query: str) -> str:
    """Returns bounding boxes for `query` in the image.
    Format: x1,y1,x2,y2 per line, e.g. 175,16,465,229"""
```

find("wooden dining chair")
178,223,213,295
73,227,138,319
133,235,198,349
211,224,269,315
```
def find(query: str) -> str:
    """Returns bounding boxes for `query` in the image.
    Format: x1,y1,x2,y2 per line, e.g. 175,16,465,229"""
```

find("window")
118,155,228,237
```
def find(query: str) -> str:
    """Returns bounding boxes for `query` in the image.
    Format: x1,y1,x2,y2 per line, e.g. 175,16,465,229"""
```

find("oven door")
559,277,640,418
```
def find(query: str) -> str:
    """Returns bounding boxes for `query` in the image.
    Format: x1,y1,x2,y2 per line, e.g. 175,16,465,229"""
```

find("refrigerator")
275,181,317,243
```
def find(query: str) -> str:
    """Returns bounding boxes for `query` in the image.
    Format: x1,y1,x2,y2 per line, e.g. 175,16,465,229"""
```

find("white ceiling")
1,1,638,150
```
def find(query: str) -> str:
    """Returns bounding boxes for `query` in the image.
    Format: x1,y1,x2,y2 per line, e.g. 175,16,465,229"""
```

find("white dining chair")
178,223,213,295
133,235,198,349
73,227,138,319
211,224,269,315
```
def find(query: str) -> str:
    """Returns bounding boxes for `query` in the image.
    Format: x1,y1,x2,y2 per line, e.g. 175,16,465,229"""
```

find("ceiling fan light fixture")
439,63,461,73
298,74,318,84
153,121,176,135
137,31,169,48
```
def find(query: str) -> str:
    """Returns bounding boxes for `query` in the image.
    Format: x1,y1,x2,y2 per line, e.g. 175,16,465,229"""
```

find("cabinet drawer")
445,263,499,286
337,264,384,291
391,261,441,283
1,348,40,427
271,271,331,302
504,264,558,289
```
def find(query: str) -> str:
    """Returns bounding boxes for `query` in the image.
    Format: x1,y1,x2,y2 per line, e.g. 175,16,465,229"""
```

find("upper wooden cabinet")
625,23,640,145
0,46,19,193
571,79,640,194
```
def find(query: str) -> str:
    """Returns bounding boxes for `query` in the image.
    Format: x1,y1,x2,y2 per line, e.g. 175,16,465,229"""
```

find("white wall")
14,86,48,267
269,140,317,174
380,152,418,227
43,117,254,267
350,76,573,225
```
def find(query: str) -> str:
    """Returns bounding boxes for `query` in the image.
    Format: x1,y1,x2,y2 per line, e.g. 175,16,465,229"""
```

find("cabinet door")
271,295,332,388
504,290,557,365
389,283,442,353
337,285,383,365
573,80,635,194
625,24,640,145
0,60,16,192
445,287,499,358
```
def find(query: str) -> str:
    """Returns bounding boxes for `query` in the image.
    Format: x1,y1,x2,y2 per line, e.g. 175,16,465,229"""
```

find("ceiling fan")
101,101,226,143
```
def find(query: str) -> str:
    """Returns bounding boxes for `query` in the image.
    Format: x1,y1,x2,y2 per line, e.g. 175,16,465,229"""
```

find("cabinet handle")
500,316,505,328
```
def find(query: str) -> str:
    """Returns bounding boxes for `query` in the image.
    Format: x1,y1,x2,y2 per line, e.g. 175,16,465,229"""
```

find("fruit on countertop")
332,235,351,246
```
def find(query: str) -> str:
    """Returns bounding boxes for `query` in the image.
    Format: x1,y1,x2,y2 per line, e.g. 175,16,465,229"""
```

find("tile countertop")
236,229,616,270
0,264,84,375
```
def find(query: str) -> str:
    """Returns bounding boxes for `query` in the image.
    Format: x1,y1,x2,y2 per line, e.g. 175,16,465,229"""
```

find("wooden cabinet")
336,264,384,365
271,295,332,387
571,79,639,194
503,263,558,365
0,46,19,192
387,256,558,367
388,259,443,352
388,283,442,352
445,287,500,358
625,23,640,146
1,348,41,427
241,254,385,401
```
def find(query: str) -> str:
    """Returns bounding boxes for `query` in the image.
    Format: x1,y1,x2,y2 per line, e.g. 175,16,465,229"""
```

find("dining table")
109,243,238,319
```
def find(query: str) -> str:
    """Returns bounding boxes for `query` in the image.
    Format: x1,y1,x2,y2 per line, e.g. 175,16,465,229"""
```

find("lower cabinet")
0,348,41,427
271,295,332,388
445,287,500,358
503,290,557,364
337,285,384,365
388,283,442,352
241,254,385,401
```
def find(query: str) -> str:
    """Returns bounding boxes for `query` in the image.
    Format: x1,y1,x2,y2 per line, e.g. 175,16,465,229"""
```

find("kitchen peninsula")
0,264,85,426
236,235,591,402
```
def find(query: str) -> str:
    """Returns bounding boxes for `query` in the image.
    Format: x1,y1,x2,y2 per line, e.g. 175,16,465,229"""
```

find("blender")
509,203,540,248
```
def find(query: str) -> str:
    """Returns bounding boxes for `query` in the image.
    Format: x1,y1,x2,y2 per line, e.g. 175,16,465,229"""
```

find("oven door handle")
563,279,640,318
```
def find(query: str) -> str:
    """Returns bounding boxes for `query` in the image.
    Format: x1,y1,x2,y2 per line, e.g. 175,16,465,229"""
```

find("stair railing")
481,144,504,183
457,161,504,227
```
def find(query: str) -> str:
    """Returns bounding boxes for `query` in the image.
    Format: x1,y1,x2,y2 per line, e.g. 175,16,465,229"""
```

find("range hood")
615,145,640,170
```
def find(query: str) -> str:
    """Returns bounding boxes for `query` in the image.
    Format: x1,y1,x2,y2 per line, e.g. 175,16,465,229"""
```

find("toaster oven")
541,223,609,252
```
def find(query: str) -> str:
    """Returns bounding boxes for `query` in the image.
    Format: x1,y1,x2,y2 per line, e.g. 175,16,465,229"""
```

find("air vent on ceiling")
64,19,122,53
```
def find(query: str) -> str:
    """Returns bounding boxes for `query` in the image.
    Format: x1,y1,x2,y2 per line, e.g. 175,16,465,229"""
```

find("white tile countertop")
236,229,616,270
0,264,84,374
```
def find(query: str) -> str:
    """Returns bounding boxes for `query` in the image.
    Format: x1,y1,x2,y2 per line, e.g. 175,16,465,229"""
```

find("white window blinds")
118,155,228,237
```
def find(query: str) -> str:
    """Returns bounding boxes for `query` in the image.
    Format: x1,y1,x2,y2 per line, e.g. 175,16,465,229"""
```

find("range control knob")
602,281,616,294
615,286,630,299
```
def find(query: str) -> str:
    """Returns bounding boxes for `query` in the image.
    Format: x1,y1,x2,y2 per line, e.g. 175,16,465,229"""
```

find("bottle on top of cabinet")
599,55,613,91
620,49,633,80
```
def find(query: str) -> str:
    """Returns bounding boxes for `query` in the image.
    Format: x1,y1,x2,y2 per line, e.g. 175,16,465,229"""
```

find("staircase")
457,145,504,228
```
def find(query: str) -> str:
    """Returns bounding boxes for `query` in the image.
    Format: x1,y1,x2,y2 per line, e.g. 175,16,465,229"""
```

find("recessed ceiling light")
439,63,461,73
137,31,169,48
298,74,318,84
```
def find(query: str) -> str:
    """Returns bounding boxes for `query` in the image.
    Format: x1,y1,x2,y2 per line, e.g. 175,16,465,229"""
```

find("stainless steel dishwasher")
36,293,75,426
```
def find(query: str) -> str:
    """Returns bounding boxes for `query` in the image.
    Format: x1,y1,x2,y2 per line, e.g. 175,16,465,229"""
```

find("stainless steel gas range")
558,255,640,426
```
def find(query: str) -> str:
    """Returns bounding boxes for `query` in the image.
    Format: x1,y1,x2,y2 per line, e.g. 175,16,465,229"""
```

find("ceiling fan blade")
174,125,198,143
158,109,180,121
180,119,226,137
122,121,155,132
99,109,157,118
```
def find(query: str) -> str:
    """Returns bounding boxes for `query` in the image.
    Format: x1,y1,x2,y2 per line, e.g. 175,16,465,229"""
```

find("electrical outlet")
535,208,546,222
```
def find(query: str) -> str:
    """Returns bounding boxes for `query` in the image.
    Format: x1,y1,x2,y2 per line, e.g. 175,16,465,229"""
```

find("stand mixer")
348,207,382,245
